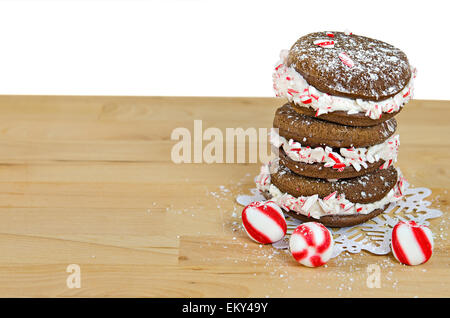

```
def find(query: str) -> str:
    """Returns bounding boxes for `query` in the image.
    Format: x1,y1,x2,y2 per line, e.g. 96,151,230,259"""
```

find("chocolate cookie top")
287,31,411,101
273,103,397,148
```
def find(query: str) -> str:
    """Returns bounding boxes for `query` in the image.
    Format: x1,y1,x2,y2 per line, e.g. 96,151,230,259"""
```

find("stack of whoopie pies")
256,31,415,227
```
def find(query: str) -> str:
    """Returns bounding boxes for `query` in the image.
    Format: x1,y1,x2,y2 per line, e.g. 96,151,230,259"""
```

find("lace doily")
236,181,442,258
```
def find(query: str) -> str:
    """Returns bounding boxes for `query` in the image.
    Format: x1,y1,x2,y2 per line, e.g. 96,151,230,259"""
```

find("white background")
0,0,448,99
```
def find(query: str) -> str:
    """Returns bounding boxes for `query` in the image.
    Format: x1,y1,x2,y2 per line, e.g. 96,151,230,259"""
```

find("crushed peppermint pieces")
339,52,355,68
313,39,335,48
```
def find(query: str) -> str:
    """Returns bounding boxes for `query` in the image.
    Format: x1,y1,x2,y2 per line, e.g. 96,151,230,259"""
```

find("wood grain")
0,95,447,297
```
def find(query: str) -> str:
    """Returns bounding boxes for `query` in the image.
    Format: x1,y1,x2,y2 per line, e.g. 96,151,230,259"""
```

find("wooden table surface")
0,95,448,297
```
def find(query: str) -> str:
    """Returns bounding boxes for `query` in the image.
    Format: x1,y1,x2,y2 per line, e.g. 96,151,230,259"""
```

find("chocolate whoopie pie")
272,31,415,126
256,161,403,227
271,103,399,179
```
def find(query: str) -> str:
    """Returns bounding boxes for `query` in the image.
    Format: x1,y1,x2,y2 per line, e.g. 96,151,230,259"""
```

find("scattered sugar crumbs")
148,172,448,296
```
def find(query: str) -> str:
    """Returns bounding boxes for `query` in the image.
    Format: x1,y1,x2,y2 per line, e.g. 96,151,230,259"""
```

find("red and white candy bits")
241,201,287,244
313,39,335,48
391,221,434,266
289,222,334,267
339,52,355,68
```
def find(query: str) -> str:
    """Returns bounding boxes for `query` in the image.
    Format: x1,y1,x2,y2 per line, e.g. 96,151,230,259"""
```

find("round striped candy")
241,201,287,244
289,222,334,267
391,221,434,266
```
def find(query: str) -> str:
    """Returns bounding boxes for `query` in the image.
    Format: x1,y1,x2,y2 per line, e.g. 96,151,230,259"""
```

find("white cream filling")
270,128,399,171
256,163,405,219
273,50,416,119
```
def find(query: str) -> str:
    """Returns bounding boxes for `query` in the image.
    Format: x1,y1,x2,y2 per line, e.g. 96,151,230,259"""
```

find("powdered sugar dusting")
288,31,412,100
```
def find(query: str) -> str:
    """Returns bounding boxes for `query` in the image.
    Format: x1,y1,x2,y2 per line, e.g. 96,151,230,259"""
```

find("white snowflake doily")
236,181,443,258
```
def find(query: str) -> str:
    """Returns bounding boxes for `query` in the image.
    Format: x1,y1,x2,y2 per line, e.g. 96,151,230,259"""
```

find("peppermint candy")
391,221,434,265
299,88,313,104
241,201,287,244
339,52,355,68
290,222,334,267
313,39,335,48
323,191,337,201
302,194,318,215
